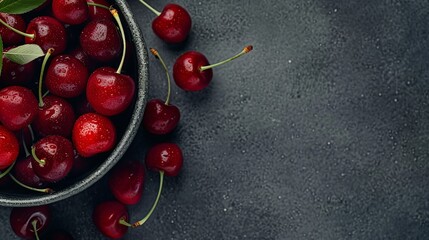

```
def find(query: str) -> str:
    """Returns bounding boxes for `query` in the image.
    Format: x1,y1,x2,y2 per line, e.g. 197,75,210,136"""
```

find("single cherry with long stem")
92,200,131,239
143,48,180,135
0,13,26,46
10,205,51,240
173,45,253,91
108,160,145,205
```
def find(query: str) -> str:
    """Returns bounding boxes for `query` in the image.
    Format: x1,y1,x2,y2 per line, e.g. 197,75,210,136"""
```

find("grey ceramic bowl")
0,1,149,207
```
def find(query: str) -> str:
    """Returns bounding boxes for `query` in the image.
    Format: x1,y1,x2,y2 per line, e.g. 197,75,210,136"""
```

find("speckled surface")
2,0,429,239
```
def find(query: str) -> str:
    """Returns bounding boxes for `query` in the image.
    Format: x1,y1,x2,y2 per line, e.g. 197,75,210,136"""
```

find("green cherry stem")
38,48,54,108
119,218,132,227
110,7,126,74
9,174,54,193
138,0,161,16
0,18,34,39
86,2,111,10
150,48,172,105
0,161,15,179
200,45,254,72
132,171,164,227
31,146,45,167
31,219,40,240
22,130,30,157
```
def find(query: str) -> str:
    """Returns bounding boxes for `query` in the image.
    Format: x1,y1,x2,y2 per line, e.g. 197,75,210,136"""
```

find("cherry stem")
110,7,127,74
38,48,54,108
22,130,30,157
200,45,254,72
132,171,164,227
0,161,15,179
9,174,54,193
31,146,45,167
138,0,161,16
0,18,34,39
150,48,172,105
86,2,111,10
31,219,40,240
119,218,132,227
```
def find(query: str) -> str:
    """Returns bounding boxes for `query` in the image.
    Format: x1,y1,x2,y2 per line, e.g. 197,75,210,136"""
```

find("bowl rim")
0,0,149,207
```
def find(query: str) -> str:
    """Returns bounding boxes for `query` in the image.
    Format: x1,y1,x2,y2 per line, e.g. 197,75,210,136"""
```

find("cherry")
10,205,51,239
0,86,38,131
0,13,26,46
108,160,145,205
138,1,191,44
146,143,183,177
1,46,36,86
33,95,76,137
87,0,112,20
13,155,46,188
173,45,253,91
80,19,121,62
45,55,89,98
93,201,130,239
72,113,116,157
0,125,19,170
52,0,89,25
86,67,135,116
31,135,74,182
25,16,67,55
46,229,74,240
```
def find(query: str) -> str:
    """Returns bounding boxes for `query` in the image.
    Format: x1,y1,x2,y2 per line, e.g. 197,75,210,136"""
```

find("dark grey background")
2,0,429,239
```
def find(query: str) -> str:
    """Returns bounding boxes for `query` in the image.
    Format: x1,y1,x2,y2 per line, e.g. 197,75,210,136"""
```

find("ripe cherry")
0,125,19,170
72,113,116,157
138,1,191,44
45,55,89,98
31,135,74,182
1,46,36,86
52,0,89,25
93,201,130,239
0,13,26,46
87,0,112,20
146,143,183,177
13,155,46,188
143,48,180,135
0,86,38,131
10,205,51,239
25,16,67,55
173,45,253,91
108,160,145,205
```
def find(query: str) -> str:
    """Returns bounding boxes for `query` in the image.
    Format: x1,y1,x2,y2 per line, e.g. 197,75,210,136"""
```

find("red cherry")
33,95,76,137
10,205,51,239
86,67,135,116
13,155,46,188
80,19,121,62
0,13,26,46
0,125,19,170
25,16,67,55
146,143,183,177
108,160,145,205
46,229,74,240
0,86,38,131
1,46,36,86
72,113,116,157
87,0,112,20
93,201,129,239
143,99,180,135
173,46,253,91
45,55,89,98
52,0,89,25
31,135,74,182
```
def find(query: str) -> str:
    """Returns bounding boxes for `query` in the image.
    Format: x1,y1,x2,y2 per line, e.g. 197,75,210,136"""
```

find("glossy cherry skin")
86,67,135,116
33,95,76,137
1,46,36,86
32,135,74,182
0,13,26,46
0,125,19,170
87,0,112,20
46,229,74,240
108,160,145,205
142,99,180,135
25,16,67,55
0,86,38,131
152,4,192,44
72,113,116,157
10,205,51,239
173,51,213,91
80,19,121,62
13,155,46,188
45,55,89,98
52,0,89,25
93,201,129,239
146,143,183,177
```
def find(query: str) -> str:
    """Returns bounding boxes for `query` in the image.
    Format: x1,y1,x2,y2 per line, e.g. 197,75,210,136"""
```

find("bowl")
0,0,149,207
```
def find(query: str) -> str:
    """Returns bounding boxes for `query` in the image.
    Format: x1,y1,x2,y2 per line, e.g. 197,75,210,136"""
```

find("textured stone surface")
2,0,429,239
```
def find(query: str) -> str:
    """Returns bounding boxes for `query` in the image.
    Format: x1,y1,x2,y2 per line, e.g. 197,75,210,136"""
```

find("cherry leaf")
0,0,47,14
4,44,45,65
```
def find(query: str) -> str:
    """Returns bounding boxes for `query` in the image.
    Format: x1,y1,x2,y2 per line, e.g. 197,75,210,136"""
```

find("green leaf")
0,36,3,78
4,44,44,65
0,0,47,14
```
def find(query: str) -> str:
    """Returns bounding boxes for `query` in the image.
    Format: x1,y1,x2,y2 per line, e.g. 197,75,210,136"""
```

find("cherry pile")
1,0,252,239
